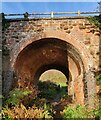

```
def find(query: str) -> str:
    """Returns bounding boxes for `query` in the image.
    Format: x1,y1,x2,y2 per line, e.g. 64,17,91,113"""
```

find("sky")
1,2,100,17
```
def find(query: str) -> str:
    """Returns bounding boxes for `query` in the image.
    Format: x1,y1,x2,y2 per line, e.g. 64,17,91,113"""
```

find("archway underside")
14,38,85,104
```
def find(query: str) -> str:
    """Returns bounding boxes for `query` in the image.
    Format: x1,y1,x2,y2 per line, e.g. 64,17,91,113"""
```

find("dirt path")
51,94,72,119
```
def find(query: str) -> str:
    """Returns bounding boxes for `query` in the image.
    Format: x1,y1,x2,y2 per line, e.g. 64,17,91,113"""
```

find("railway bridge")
2,12,101,108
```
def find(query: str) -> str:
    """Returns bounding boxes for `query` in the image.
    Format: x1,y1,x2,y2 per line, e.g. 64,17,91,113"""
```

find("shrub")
91,108,101,118
38,81,58,100
2,87,55,119
42,103,55,118
63,105,89,118
4,88,32,106
90,101,101,119
96,74,101,85
87,16,101,25
2,103,43,119
2,103,55,119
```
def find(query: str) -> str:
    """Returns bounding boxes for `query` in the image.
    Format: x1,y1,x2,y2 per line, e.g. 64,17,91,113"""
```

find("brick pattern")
2,18,100,107
2,19,100,69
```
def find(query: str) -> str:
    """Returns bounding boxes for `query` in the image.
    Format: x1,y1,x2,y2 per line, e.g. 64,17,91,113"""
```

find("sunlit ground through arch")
38,69,69,102
39,69,68,87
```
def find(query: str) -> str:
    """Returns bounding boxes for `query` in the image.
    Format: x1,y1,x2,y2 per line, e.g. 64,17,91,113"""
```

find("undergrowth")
2,86,55,119
2,80,101,119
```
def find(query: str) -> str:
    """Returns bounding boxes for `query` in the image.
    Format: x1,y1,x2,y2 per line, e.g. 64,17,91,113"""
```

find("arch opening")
39,69,68,86
37,69,69,102
13,37,85,105
34,63,70,84
14,38,83,82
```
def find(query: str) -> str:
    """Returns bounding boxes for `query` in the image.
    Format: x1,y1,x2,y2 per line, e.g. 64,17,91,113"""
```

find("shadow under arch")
14,38,84,82
13,37,86,105
33,63,71,85
11,30,93,71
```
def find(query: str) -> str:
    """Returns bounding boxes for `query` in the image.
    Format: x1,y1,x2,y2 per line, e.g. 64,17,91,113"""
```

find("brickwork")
2,17,101,107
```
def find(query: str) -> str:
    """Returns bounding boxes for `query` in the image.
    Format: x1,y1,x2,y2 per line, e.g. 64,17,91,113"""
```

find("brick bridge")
2,12,101,108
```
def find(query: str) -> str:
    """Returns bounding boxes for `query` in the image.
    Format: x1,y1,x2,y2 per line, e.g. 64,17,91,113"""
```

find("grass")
40,69,67,87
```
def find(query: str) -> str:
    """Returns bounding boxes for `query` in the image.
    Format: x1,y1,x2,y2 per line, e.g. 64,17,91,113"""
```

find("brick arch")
11,30,95,106
11,30,93,70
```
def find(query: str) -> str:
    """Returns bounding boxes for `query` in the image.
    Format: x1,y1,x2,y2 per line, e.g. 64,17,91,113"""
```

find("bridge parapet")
1,11,101,19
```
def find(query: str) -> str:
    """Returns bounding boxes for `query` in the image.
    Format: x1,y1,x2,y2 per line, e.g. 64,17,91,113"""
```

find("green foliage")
2,87,55,119
2,101,54,119
63,105,89,118
63,104,101,119
87,16,101,25
2,107,13,120
4,88,32,106
91,108,101,118
90,100,101,119
59,86,68,99
38,81,58,100
38,81,68,102
42,103,55,118
2,19,10,31
2,79,101,119
40,88,57,99
96,74,101,85
96,67,101,85
2,114,13,120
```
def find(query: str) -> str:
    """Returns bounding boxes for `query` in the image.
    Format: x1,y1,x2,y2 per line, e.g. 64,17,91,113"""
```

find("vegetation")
2,70,101,119
38,80,68,100
4,88,32,106
90,107,101,119
63,105,90,118
96,74,101,85
2,87,55,119
2,80,101,119
62,104,101,119
87,2,101,26
38,81,59,100
87,16,101,26
2,103,54,119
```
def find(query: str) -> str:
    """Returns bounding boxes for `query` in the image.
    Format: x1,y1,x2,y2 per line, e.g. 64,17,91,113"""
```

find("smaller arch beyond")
39,69,68,83
33,64,70,85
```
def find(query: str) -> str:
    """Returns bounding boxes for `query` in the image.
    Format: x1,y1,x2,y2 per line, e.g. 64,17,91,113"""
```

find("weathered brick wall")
2,18,100,69
2,17,101,107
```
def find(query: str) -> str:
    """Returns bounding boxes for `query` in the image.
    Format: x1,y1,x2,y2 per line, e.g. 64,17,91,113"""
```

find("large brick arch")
10,30,96,106
11,30,93,70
